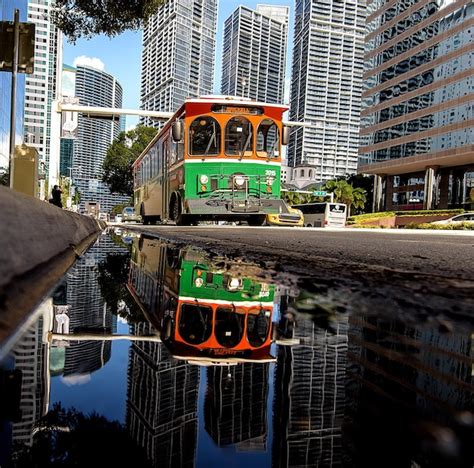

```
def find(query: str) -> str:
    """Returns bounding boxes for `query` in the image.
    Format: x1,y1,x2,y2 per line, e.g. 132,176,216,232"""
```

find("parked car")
115,214,123,223
431,213,474,225
266,207,304,227
122,207,141,223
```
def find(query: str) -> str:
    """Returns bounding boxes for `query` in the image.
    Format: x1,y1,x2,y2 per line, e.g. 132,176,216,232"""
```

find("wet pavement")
0,231,472,467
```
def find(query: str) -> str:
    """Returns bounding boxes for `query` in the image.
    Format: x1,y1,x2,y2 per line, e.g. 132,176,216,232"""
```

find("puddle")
0,231,472,467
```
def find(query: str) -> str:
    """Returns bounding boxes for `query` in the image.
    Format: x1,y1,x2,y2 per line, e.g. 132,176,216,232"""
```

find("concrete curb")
0,186,104,288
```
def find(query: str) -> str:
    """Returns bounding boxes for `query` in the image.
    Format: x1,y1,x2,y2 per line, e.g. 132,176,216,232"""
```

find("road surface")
118,225,474,322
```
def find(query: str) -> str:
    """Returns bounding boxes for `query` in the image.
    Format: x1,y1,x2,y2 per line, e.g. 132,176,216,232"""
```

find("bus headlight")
195,278,204,287
234,175,246,187
200,174,209,184
228,278,242,290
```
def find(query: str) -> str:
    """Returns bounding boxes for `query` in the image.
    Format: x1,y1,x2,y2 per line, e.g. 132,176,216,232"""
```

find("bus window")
257,119,279,158
215,306,245,348
225,116,253,157
247,309,271,347
179,303,213,345
189,116,221,156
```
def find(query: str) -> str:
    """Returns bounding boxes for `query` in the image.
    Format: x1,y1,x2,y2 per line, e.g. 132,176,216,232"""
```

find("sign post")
313,190,334,203
0,10,35,188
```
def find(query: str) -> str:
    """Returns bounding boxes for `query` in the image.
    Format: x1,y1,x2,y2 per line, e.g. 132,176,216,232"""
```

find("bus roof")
132,96,289,168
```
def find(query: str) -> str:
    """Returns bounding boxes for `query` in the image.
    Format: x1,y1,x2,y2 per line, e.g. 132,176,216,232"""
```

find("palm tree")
323,179,367,215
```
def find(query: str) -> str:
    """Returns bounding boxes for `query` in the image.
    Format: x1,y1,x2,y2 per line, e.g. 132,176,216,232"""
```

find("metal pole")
8,9,20,188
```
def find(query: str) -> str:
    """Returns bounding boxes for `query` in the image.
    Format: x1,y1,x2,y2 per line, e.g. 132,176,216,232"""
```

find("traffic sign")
313,191,327,197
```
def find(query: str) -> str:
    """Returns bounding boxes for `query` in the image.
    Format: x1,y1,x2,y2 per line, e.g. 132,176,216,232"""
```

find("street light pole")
8,9,20,188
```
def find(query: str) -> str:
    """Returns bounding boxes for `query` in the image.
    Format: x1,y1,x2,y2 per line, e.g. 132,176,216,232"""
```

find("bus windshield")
247,309,271,347
189,116,221,156
215,306,245,348
179,303,213,344
225,117,253,157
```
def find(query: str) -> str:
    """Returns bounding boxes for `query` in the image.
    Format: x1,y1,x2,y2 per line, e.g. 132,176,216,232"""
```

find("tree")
102,125,157,197
323,179,367,215
51,0,167,42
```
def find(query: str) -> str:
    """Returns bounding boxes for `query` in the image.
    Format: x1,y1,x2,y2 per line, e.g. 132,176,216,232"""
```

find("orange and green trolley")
127,236,275,365
132,96,300,226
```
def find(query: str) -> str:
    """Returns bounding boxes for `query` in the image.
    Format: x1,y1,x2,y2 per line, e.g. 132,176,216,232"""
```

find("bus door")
162,138,170,220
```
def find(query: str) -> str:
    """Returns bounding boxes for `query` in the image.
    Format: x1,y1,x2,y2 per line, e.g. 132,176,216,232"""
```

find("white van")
292,202,347,228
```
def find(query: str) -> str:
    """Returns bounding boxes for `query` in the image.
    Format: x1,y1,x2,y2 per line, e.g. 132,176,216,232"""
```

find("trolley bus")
132,96,300,226
127,235,276,365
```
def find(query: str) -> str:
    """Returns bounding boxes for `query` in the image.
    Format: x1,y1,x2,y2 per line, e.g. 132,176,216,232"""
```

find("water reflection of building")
126,322,199,467
0,300,51,462
57,236,127,377
273,316,349,467
205,363,269,449
345,315,473,467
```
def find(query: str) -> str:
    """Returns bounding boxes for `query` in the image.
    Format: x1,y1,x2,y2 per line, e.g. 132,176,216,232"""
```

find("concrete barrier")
0,186,104,350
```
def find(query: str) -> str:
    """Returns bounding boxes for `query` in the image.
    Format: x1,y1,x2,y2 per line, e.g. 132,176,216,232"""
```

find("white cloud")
61,373,91,386
126,124,136,133
73,55,105,71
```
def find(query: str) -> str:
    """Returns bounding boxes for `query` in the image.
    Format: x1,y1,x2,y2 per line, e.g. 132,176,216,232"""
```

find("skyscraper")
0,0,27,173
221,5,289,104
287,0,365,181
140,0,218,127
72,65,129,213
23,0,62,173
359,1,474,211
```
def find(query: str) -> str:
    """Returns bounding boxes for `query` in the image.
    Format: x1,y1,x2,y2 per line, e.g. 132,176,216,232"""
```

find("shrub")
404,222,474,230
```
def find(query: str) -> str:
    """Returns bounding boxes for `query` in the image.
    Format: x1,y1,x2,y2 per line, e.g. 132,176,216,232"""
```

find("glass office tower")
359,0,474,211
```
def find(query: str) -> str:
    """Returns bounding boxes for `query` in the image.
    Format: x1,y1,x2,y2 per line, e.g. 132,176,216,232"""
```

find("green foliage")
395,209,464,216
12,403,152,467
111,201,132,216
323,179,367,215
405,222,474,230
102,125,158,197
282,191,323,205
97,252,146,323
349,209,464,225
51,0,166,42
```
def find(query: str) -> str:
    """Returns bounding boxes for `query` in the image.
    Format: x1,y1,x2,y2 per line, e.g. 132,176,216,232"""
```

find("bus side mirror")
172,120,184,142
282,126,290,146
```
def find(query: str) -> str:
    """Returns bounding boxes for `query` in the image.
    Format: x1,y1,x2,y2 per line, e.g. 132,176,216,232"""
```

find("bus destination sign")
211,104,263,115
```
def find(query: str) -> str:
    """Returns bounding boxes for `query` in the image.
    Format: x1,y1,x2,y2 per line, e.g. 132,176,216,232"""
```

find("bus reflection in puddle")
127,235,277,365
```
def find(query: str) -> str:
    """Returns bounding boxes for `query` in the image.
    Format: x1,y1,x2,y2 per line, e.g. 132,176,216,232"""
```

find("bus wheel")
170,195,181,223
248,216,266,226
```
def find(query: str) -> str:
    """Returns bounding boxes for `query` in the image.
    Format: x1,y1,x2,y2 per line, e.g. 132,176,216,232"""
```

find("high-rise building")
0,0,27,172
272,316,349,467
126,322,199,467
287,0,365,181
205,364,269,449
221,5,289,104
72,65,129,213
359,1,474,212
140,0,218,127
23,0,62,173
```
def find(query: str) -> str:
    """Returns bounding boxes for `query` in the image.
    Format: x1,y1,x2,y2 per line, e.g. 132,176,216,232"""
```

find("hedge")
404,222,474,230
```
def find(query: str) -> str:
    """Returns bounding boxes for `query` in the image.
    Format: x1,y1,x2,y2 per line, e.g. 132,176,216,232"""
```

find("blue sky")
63,0,294,127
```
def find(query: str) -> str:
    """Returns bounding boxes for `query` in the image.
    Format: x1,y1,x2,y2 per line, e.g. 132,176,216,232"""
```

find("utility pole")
0,10,35,188
8,9,20,188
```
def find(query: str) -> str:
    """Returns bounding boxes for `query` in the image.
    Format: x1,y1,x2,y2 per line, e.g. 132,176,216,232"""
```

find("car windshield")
123,208,134,214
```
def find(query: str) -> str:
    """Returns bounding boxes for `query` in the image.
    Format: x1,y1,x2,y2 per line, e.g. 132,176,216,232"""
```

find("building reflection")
345,315,473,467
272,307,349,467
0,299,51,464
51,235,128,379
205,363,269,450
126,321,199,467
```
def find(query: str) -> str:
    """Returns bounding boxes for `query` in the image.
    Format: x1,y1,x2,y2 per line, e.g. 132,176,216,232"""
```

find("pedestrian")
50,185,63,208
